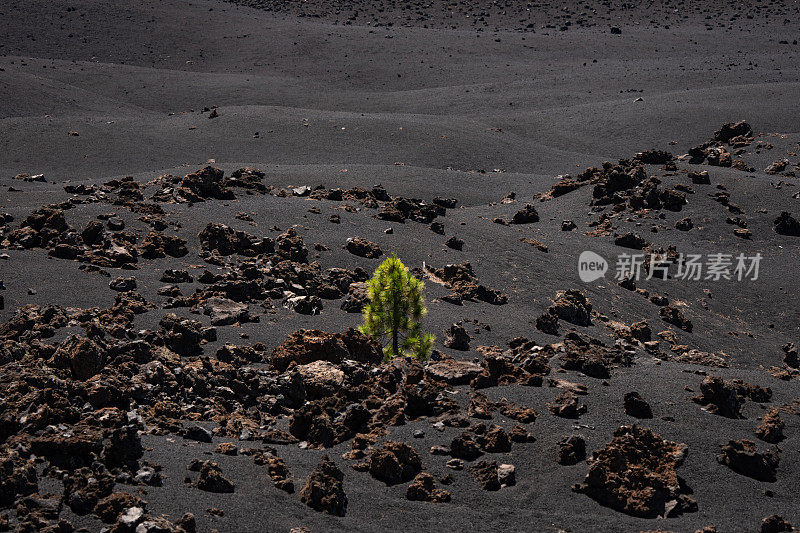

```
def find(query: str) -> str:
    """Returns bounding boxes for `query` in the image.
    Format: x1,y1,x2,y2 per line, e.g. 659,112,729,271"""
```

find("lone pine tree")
359,253,434,360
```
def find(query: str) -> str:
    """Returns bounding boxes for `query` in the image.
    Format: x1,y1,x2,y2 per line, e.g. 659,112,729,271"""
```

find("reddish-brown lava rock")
477,425,512,453
198,223,271,256
471,461,501,491
717,439,779,482
548,391,587,419
424,359,482,385
94,492,147,523
511,204,540,224
196,462,235,493
557,435,586,466
693,376,743,418
471,353,542,389
450,432,484,461
756,408,785,443
426,262,507,305
573,425,696,518
177,166,235,201
270,329,382,371
659,306,693,332
368,441,422,485
405,473,451,503
467,392,494,419
761,515,793,533
52,335,106,381
345,237,383,258
0,454,38,506
299,455,347,516
265,455,295,493
558,332,632,379
549,290,592,327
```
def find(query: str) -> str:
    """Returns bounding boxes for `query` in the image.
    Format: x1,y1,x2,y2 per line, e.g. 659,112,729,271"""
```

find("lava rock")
345,237,383,258
717,439,779,482
299,455,347,516
406,472,451,502
573,425,695,518
557,435,586,465
623,392,653,419
443,322,471,351
368,441,422,485
511,204,540,224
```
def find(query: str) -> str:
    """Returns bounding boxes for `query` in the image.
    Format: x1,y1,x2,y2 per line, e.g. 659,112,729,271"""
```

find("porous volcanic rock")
557,435,587,466
693,376,743,418
345,237,383,258
549,290,592,326
405,473,451,503
299,455,347,516
196,462,235,493
573,425,695,518
270,328,383,371
443,322,471,351
424,359,482,385
471,461,501,491
756,408,785,443
368,441,422,485
511,204,540,224
717,440,779,482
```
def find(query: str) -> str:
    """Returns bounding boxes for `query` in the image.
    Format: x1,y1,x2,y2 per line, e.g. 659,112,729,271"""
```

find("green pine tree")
359,253,434,361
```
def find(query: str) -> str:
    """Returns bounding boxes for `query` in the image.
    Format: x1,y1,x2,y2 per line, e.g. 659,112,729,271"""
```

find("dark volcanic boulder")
557,435,586,466
717,439,779,482
345,237,383,258
511,204,540,224
157,313,206,357
573,425,695,518
299,455,347,516
0,455,38,506
693,376,743,418
196,462,235,493
52,335,106,380
340,282,368,313
714,121,752,143
773,212,800,236
614,232,648,250
368,441,422,485
450,432,483,460
549,289,592,326
443,322,471,351
623,392,653,419
198,223,272,256
271,328,382,371
761,515,793,533
178,166,235,200
406,473,451,503
634,149,674,165
139,231,188,258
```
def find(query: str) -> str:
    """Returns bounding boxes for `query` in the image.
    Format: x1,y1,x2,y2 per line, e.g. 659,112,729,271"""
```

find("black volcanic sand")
1,0,800,532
